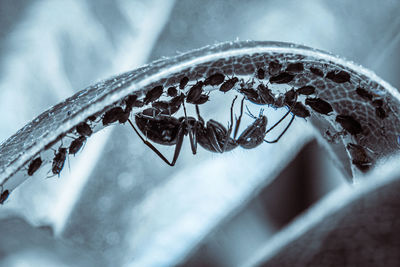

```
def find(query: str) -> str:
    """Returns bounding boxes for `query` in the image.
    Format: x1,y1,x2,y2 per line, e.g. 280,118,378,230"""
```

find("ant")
129,95,297,166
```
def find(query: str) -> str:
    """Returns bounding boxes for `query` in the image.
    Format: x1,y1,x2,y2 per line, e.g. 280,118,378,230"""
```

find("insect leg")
264,114,295,143
233,97,245,139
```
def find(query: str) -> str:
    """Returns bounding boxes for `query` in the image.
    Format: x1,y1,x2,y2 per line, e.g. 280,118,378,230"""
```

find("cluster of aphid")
0,60,383,204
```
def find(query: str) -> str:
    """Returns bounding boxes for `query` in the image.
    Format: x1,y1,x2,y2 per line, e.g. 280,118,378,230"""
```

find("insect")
124,94,143,112
69,136,86,156
296,85,315,95
375,107,387,119
309,67,324,77
269,72,295,84
186,81,204,104
76,122,92,137
372,99,383,107
326,70,351,83
88,115,97,122
27,157,42,176
152,93,185,115
190,94,209,105
167,86,178,97
346,143,372,172
240,83,273,105
144,85,163,104
179,76,189,89
102,107,129,125
220,77,239,93
286,62,304,73
335,115,362,135
52,147,67,176
204,73,225,86
305,98,333,115
0,189,9,204
356,87,373,101
257,68,265,80
268,60,282,75
290,102,310,118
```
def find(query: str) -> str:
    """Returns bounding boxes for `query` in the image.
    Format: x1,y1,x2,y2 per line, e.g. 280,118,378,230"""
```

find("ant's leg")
233,97,245,139
128,119,182,166
182,101,197,155
222,96,237,152
264,114,295,143
265,92,298,134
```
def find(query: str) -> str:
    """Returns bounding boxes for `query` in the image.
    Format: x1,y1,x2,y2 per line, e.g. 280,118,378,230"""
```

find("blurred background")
0,0,399,266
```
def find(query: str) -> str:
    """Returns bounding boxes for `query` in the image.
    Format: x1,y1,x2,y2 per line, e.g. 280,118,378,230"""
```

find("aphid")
375,107,387,119
27,157,42,176
179,76,189,89
102,107,129,125
346,143,372,172
296,85,315,95
336,115,362,135
286,62,304,73
291,102,310,118
220,77,239,93
284,89,297,106
309,67,324,77
326,70,350,83
0,189,9,204
167,86,178,97
152,93,185,115
305,98,333,115
52,147,67,176
76,122,92,137
186,81,204,104
144,85,163,104
257,68,265,80
257,84,275,105
204,73,225,86
356,87,373,101
88,115,97,122
191,94,209,105
240,87,263,104
124,94,138,112
268,60,282,75
269,72,294,84
372,99,383,107
69,136,86,156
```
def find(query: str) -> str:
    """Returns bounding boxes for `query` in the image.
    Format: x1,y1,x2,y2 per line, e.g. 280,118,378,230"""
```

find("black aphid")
52,147,67,176
152,93,185,115
167,86,178,97
346,143,372,172
257,68,265,80
305,98,333,115
0,190,9,204
76,122,92,137
284,89,297,106
326,70,350,83
286,63,304,73
335,115,362,135
186,81,204,104
291,102,310,118
144,85,163,104
269,72,294,84
375,107,387,119
28,157,42,176
309,67,324,77
356,87,373,101
125,94,138,112
179,76,189,89
88,115,97,122
191,94,209,105
102,107,129,125
219,77,239,93
372,99,383,107
268,60,282,75
204,73,225,86
296,85,315,95
69,136,86,156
